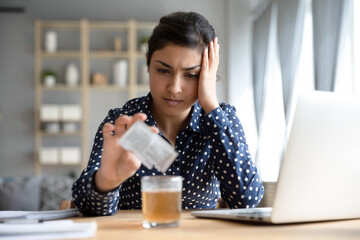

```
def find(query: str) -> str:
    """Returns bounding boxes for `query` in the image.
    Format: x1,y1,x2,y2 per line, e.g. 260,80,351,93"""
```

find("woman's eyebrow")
154,60,200,71
183,65,201,71
155,60,172,69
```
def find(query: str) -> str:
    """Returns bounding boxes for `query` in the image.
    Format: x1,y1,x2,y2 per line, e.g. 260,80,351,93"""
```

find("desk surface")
72,210,360,240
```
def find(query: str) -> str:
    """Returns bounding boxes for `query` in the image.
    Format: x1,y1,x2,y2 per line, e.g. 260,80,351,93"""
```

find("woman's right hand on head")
94,113,158,193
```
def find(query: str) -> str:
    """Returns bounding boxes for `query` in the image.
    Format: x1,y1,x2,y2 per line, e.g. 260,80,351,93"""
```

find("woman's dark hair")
146,11,216,67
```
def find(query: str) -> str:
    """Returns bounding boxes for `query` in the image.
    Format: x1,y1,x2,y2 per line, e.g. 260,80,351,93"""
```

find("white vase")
65,63,79,86
113,60,128,87
45,31,57,53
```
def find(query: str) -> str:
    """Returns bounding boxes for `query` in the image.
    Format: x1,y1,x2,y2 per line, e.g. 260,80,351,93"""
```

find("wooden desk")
72,210,360,240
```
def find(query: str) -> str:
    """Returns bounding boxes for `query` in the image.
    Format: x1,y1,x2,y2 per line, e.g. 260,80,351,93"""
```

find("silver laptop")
191,91,360,224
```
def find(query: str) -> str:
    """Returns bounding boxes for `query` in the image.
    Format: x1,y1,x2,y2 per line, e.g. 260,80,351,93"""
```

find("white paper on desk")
118,120,178,173
0,209,79,221
0,220,97,240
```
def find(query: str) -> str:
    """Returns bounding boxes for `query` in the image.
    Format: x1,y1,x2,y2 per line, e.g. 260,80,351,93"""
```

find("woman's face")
148,44,202,119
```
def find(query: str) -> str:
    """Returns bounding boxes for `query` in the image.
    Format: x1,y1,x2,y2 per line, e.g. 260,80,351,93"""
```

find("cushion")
0,176,42,211
40,175,74,210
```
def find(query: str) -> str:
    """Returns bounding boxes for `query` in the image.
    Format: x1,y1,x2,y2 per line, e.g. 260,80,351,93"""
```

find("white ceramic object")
45,31,57,53
44,75,56,87
114,60,128,87
65,63,80,86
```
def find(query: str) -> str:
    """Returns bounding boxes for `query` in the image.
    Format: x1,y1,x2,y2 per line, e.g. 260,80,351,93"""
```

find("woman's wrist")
94,169,124,193
202,100,219,115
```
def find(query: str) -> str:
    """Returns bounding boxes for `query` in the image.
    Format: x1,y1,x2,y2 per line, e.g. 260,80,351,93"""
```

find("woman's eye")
186,74,199,79
157,69,170,74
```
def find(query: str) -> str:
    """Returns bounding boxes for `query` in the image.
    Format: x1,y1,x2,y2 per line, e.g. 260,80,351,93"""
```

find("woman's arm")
203,104,264,208
72,108,157,216
198,37,220,114
197,37,264,208
72,109,121,216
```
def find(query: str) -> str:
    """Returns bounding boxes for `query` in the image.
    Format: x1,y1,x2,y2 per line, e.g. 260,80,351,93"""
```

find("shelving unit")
34,19,156,175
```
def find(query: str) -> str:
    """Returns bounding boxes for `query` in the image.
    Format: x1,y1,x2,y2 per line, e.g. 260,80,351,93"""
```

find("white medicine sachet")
118,120,178,173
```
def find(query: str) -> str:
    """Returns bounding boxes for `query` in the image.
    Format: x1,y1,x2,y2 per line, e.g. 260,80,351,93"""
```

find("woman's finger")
215,37,220,55
132,112,147,122
215,37,219,58
114,115,132,137
209,38,219,73
209,39,215,61
125,113,148,130
202,47,209,72
150,126,160,134
102,122,115,142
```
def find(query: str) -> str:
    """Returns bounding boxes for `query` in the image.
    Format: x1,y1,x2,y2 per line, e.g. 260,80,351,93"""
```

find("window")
287,0,314,137
334,0,355,94
250,0,358,182
255,3,285,182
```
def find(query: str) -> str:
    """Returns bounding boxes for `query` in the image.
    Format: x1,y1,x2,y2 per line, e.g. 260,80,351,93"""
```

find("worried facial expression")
148,44,202,118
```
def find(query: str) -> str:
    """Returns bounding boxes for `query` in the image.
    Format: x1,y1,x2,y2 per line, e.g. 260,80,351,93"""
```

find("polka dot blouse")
72,94,264,216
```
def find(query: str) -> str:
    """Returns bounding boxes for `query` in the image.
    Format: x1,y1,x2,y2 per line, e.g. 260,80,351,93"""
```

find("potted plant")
41,69,58,87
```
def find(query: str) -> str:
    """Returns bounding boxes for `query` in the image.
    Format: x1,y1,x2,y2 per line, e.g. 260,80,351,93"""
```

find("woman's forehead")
151,44,202,67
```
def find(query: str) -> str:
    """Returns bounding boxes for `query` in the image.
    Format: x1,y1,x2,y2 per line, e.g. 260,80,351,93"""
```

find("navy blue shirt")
72,94,264,216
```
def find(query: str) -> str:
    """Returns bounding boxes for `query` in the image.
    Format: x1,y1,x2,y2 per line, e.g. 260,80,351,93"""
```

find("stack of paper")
0,209,97,239
0,219,97,240
0,209,80,221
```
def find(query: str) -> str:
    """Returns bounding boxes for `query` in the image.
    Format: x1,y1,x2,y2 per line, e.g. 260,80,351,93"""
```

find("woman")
72,11,264,216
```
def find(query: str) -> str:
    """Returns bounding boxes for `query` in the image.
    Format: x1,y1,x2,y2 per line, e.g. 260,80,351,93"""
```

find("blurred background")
0,0,358,210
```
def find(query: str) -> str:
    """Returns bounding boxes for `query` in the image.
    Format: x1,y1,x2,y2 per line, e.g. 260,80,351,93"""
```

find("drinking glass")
141,175,182,228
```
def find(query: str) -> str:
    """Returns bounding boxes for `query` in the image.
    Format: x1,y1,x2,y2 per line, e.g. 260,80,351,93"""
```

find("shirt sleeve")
71,108,121,216
201,103,264,208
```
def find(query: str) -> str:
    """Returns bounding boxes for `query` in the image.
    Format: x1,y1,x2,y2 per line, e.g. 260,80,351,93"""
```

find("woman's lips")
164,98,182,106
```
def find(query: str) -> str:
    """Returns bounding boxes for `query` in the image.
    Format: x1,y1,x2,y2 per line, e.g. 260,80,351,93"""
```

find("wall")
0,11,34,177
0,0,253,177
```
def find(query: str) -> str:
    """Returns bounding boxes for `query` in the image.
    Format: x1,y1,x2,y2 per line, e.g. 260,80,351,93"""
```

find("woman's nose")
166,74,182,94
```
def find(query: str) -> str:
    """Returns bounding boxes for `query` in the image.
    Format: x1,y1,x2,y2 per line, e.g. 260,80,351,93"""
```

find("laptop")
191,91,360,224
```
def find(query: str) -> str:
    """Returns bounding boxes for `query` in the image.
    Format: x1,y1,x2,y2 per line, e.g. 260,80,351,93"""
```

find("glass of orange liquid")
141,175,182,228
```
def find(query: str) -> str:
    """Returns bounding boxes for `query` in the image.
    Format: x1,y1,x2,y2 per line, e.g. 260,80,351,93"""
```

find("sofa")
0,175,277,211
0,175,75,211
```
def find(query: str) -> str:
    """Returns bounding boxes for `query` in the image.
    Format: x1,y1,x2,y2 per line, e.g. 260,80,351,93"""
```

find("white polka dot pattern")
72,94,264,216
